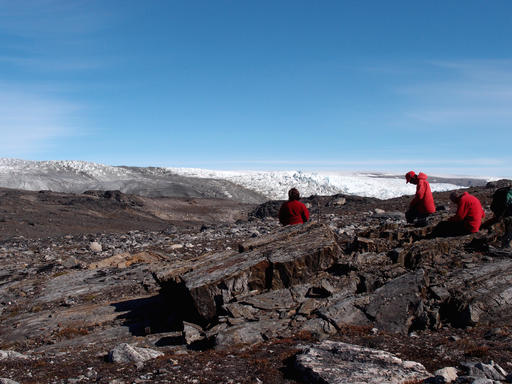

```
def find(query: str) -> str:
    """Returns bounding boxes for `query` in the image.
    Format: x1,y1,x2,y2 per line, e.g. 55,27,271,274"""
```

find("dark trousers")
406,207,429,224
430,220,469,238
503,216,512,247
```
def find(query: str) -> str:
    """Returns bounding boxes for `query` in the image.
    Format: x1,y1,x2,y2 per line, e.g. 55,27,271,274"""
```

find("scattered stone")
60,256,80,268
108,343,163,367
88,251,165,269
434,367,458,383
182,322,204,345
89,241,102,253
333,197,346,206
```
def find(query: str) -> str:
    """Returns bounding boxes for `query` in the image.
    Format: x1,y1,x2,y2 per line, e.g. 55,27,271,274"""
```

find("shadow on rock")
111,294,181,336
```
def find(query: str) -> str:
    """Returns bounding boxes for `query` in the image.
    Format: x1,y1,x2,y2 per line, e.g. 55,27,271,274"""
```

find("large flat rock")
294,340,431,384
441,259,512,326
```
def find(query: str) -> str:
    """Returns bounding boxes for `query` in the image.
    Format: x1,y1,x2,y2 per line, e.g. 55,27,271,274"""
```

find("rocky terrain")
1,181,512,383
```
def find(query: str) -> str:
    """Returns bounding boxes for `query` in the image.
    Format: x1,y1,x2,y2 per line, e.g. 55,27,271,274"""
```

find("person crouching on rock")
405,171,436,224
279,188,310,226
448,191,485,234
432,191,485,237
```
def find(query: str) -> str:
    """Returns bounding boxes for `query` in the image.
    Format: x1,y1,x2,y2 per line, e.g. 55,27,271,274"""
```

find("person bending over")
448,190,485,234
430,191,485,238
279,188,310,226
405,171,436,224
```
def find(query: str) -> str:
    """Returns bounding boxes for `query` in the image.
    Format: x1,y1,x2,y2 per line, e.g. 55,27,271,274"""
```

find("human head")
288,188,300,201
450,191,463,203
405,171,417,184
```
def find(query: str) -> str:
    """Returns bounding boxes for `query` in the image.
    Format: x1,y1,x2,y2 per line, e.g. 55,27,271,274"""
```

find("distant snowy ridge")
167,168,465,200
0,158,474,201
0,159,266,203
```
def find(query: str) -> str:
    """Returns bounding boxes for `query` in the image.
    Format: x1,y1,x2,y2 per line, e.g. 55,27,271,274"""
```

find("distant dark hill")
0,188,255,240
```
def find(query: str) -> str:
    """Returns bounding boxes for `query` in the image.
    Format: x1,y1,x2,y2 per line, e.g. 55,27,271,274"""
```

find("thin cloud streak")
396,59,512,127
0,87,82,155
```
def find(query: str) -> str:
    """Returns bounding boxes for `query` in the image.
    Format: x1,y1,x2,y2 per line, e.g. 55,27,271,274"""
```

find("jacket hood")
417,172,428,180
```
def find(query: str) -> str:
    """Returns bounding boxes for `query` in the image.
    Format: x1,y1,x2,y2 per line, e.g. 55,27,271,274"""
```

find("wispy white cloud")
0,86,82,155
397,59,512,127
0,1,109,156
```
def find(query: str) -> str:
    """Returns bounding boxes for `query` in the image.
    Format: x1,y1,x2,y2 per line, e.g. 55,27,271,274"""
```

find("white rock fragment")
0,350,29,361
434,367,458,383
108,343,163,367
89,242,102,253
183,322,205,345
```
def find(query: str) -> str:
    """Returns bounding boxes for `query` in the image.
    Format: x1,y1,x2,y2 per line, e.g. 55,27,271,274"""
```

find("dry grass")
464,344,490,358
54,326,89,339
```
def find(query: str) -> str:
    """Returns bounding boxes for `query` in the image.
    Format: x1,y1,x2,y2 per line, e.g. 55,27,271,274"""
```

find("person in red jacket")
405,171,436,223
448,191,485,233
279,188,310,226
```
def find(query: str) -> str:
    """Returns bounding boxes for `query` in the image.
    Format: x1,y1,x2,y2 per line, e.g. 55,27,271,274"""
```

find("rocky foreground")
1,183,512,383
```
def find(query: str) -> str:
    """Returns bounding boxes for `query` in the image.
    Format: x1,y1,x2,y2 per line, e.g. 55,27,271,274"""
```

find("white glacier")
167,168,465,200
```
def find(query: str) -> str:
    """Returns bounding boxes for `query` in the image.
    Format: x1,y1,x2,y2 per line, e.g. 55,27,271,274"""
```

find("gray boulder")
364,269,427,334
294,340,431,384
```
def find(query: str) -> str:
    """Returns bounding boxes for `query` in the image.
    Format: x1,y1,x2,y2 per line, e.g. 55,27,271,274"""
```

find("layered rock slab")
294,340,431,384
155,223,343,324
440,259,512,327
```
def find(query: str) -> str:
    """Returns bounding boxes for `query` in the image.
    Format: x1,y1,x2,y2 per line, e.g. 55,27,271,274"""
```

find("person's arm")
302,204,310,223
409,182,425,208
450,200,467,222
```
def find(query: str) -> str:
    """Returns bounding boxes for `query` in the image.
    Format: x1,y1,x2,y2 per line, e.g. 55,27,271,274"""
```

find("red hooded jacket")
409,172,436,214
279,200,310,226
450,192,485,233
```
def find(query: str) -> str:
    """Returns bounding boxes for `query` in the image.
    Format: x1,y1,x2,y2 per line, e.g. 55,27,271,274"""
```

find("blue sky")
0,1,511,177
